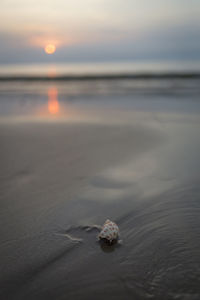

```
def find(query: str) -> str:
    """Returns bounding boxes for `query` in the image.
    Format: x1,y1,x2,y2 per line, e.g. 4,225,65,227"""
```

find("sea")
0,60,200,300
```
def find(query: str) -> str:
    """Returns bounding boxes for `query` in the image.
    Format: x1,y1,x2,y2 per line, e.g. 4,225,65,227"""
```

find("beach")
0,77,200,299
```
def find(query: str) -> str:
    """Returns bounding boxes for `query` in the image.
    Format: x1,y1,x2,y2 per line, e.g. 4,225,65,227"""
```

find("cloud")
0,25,200,64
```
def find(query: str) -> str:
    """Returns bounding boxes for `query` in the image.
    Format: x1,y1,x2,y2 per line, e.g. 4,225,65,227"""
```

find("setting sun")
45,44,56,54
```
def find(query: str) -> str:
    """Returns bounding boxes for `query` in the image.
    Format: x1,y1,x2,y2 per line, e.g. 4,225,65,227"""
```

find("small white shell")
99,219,119,242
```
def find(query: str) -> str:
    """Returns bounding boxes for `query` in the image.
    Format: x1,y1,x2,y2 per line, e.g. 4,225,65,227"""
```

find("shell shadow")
98,238,122,253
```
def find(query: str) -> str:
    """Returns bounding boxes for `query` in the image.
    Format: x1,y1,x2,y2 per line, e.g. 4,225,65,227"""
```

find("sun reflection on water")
48,87,60,115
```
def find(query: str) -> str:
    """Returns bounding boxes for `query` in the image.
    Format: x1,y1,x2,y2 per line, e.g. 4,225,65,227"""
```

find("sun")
45,44,56,54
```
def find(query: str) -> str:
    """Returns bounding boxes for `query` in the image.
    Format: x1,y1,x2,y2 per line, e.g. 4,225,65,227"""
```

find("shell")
98,219,119,242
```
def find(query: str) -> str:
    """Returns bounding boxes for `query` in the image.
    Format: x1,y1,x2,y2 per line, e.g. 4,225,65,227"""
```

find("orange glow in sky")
48,87,59,114
45,44,56,54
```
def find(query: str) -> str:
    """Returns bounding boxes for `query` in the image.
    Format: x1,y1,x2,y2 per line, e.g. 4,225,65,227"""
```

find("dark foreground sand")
0,79,200,299
0,117,200,300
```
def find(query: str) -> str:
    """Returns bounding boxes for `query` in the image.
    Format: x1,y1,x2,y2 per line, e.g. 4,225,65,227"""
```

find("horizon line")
0,72,200,81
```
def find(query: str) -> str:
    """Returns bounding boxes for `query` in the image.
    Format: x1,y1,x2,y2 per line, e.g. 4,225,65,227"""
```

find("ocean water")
1,60,200,77
0,62,200,299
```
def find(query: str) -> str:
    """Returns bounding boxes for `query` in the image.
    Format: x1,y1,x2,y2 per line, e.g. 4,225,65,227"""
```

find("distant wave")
0,72,200,81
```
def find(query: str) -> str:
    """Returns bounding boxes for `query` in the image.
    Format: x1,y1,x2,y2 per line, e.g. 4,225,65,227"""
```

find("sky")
0,0,200,64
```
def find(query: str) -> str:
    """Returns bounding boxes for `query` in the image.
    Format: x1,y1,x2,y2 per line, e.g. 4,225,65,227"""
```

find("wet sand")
0,79,200,299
